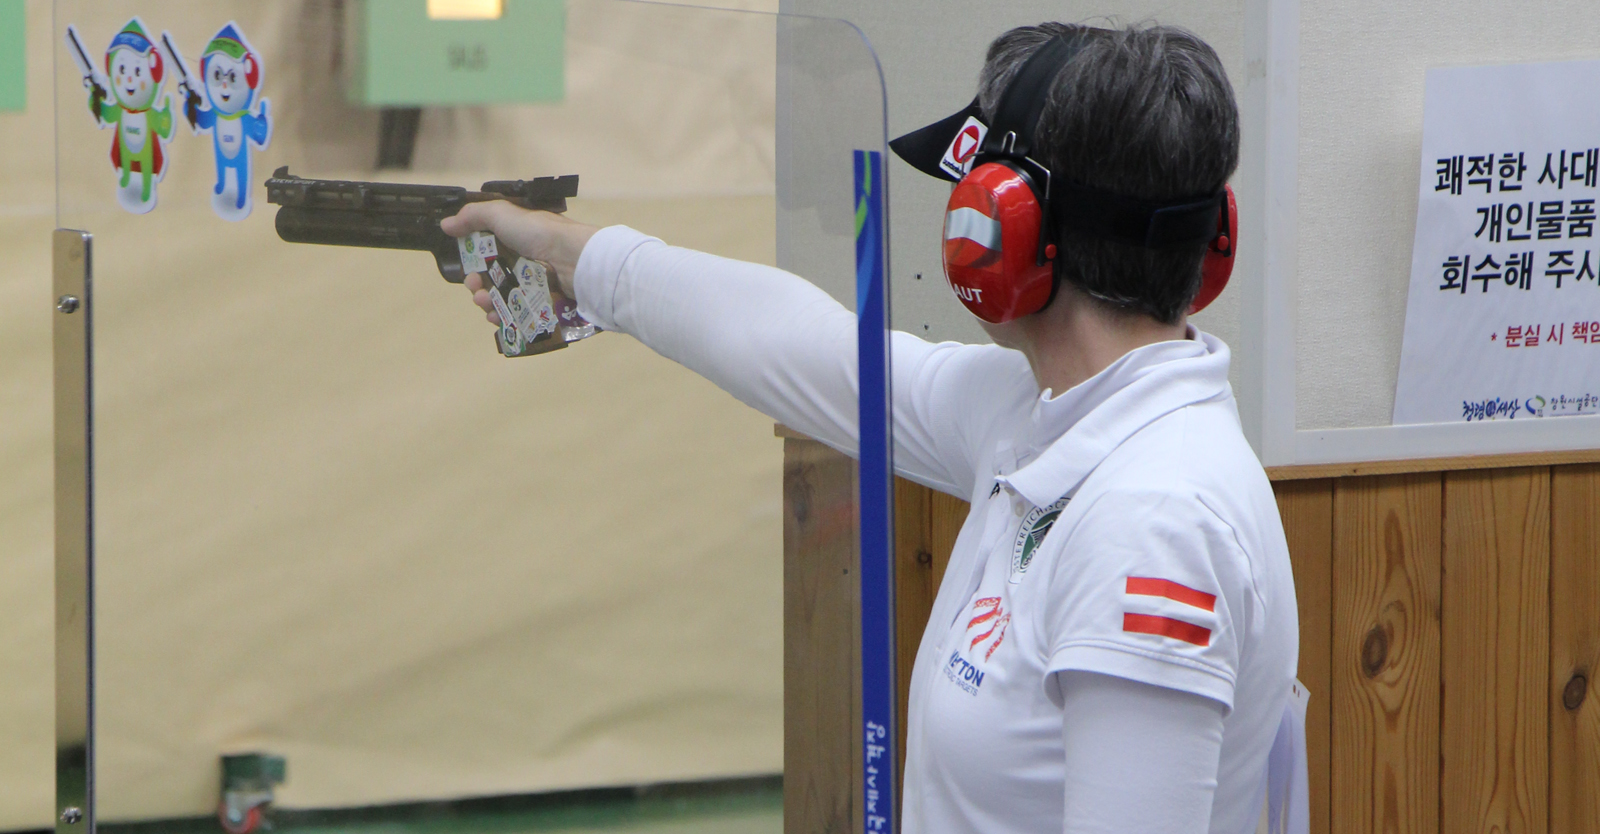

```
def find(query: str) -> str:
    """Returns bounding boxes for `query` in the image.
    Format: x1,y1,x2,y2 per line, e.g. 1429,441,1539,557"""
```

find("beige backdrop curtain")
0,0,786,826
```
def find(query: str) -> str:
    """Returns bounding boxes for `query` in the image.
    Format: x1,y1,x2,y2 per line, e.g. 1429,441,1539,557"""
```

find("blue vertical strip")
854,149,896,834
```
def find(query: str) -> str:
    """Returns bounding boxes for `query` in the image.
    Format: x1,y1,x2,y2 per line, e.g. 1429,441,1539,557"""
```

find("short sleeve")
1041,487,1251,713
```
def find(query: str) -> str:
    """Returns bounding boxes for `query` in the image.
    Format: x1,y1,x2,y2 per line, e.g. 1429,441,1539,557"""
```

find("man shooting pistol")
264,167,590,357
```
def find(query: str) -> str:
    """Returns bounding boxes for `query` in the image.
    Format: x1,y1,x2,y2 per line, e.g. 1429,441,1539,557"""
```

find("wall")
795,0,1600,444
1,1,68,828
2,0,789,828
1296,0,1600,429
784,438,1600,834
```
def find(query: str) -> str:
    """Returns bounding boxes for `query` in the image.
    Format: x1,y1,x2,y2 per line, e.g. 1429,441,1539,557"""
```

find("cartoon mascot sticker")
168,22,272,221
66,19,175,214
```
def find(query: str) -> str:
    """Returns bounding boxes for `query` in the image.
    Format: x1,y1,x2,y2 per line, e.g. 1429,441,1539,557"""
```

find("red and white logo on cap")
939,117,988,179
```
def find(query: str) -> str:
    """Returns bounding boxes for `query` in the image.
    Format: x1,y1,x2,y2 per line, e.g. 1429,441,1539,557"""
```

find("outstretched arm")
441,203,1017,495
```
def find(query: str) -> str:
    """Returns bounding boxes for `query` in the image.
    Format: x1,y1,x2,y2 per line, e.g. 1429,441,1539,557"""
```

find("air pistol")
264,167,589,356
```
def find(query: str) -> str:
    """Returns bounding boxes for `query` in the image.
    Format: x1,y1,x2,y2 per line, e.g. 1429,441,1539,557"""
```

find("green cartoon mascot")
85,19,175,213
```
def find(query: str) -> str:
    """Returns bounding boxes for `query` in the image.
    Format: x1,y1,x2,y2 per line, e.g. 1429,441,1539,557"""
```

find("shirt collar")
998,328,1232,508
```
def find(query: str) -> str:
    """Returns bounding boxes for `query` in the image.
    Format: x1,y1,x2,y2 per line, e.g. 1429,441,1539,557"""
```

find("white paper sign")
1394,60,1600,425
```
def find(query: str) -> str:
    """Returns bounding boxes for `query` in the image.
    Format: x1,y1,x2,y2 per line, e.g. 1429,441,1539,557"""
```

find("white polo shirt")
571,226,1300,834
901,336,1298,834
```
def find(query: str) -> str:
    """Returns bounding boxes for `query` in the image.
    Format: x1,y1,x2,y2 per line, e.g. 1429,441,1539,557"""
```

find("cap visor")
889,98,984,182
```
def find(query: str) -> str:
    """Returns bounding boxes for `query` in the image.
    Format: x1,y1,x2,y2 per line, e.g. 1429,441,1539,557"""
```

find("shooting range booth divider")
51,0,890,828
779,424,1600,834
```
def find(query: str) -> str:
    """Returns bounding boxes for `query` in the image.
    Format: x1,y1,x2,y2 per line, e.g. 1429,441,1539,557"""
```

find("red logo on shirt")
1121,577,1216,647
966,596,1011,660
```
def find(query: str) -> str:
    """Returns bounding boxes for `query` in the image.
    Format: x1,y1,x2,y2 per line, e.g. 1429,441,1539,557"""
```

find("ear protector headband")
890,33,1237,323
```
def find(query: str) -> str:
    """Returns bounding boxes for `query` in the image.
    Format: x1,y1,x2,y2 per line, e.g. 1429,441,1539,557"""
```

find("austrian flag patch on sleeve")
1121,577,1217,647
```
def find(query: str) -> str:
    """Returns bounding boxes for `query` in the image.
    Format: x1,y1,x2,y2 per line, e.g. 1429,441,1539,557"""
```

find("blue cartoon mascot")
181,23,271,220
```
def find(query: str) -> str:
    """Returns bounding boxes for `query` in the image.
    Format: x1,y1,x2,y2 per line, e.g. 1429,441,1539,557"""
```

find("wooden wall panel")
1551,463,1600,834
891,483,970,798
927,490,968,593
1331,474,1442,834
1441,469,1550,834
782,438,860,834
1275,479,1334,834
892,477,933,792
785,435,1600,834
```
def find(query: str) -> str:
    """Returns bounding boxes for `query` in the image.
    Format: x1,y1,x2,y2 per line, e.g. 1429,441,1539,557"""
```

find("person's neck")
1015,289,1189,396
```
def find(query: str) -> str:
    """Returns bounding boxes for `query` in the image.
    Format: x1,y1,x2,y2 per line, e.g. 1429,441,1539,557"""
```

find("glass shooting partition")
52,1,887,829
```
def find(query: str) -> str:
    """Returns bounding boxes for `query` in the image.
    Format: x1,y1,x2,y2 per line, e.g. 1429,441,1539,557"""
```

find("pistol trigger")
436,248,466,284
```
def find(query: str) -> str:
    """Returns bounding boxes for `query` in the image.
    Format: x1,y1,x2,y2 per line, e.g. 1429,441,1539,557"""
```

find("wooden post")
893,480,932,788
1275,479,1333,834
782,437,860,834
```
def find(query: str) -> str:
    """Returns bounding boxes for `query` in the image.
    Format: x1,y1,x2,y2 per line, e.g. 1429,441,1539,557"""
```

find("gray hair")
978,23,1239,323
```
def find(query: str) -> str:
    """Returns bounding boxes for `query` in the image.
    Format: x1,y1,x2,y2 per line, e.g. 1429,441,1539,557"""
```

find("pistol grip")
434,245,466,284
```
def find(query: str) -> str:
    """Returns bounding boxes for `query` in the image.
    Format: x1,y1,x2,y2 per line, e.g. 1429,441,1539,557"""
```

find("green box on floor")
350,0,564,106
0,0,25,111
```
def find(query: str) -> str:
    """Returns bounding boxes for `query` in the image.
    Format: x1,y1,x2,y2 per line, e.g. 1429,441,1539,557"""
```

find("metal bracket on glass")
54,229,94,833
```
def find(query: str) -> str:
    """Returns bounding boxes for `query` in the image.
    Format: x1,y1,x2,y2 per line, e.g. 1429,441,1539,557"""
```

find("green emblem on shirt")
1010,496,1069,581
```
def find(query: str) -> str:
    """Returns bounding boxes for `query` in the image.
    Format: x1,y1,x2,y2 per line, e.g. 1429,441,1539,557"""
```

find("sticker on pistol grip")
458,230,496,274
497,321,523,355
510,258,557,337
488,280,520,351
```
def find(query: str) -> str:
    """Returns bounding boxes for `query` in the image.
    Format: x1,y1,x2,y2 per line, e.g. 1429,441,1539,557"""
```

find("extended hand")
441,201,598,326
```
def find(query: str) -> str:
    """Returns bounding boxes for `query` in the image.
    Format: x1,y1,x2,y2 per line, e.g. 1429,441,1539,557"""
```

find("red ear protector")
894,33,1238,324
943,162,1056,323
1192,185,1236,314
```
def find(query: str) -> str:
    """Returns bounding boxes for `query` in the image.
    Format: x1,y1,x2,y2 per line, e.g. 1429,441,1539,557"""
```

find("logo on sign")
939,116,989,179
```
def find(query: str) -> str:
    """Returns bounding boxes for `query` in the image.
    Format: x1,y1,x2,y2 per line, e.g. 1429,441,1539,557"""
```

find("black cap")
889,33,1223,250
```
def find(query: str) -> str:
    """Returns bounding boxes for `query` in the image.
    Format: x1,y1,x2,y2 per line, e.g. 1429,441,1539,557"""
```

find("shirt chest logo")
941,596,1012,695
1010,496,1069,582
943,649,987,695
